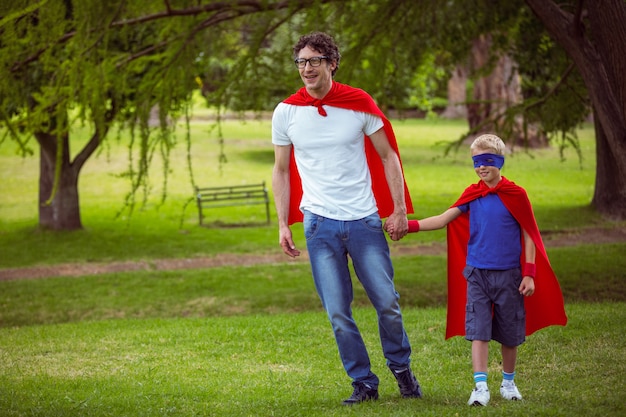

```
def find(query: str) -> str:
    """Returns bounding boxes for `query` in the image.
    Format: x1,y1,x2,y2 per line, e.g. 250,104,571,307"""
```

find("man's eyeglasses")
294,56,328,69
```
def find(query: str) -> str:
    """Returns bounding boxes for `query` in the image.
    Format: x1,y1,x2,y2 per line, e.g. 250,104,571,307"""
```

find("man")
271,31,422,405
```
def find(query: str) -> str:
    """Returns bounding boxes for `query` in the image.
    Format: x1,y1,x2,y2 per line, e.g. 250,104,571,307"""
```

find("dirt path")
1,226,625,281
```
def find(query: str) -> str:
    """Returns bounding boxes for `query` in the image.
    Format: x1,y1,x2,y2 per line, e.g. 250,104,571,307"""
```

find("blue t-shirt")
458,193,521,270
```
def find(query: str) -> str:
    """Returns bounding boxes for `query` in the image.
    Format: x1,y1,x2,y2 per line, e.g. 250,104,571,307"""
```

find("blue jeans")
303,211,412,388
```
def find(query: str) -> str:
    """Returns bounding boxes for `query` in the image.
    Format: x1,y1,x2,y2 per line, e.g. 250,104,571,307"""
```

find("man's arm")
272,144,301,257
368,127,408,241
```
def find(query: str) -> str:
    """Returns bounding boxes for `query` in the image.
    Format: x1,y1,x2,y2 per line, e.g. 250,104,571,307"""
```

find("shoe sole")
342,394,379,405
342,398,378,406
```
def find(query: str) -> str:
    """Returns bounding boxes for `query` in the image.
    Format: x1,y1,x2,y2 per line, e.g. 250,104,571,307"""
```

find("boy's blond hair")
470,134,506,155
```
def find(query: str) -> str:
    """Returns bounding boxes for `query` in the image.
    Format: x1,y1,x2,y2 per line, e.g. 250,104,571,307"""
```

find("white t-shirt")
272,102,384,221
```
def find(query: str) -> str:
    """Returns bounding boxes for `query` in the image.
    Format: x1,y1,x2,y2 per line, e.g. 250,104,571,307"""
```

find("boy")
388,134,567,406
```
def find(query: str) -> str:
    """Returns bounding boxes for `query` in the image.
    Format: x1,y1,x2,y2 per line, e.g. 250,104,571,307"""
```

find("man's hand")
278,226,301,258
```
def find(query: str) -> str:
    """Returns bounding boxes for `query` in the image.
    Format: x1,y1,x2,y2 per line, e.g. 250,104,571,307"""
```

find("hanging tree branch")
10,0,334,72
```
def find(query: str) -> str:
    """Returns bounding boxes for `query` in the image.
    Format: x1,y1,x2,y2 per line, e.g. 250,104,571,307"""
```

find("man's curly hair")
293,32,341,77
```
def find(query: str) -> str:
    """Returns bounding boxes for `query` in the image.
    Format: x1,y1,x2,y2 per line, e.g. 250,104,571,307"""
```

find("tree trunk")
466,34,547,147
36,130,83,230
524,0,626,220
467,35,495,134
593,118,626,220
441,66,468,119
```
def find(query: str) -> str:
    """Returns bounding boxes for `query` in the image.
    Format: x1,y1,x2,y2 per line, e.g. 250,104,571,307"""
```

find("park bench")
195,182,271,226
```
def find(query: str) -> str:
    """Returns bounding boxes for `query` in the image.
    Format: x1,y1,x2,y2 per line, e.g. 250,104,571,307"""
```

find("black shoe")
342,382,379,405
391,367,423,398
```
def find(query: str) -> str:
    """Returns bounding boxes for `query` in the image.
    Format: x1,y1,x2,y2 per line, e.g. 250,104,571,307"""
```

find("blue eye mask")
472,153,504,169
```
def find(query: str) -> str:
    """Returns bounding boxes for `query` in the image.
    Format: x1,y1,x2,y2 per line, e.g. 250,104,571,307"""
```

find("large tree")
324,0,626,220
0,0,328,230
523,0,626,218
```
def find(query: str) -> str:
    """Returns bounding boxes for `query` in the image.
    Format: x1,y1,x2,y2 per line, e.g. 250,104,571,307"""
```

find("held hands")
384,218,419,241
383,221,395,239
383,214,409,241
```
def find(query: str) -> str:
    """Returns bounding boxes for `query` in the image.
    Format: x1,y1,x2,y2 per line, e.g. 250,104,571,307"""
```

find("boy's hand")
519,276,535,296
384,220,395,235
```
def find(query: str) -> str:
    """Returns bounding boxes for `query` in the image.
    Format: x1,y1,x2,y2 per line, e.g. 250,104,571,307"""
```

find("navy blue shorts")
463,265,526,346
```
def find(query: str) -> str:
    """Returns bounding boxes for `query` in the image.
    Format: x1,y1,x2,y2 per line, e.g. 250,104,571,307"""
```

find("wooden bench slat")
195,181,270,225
197,191,268,199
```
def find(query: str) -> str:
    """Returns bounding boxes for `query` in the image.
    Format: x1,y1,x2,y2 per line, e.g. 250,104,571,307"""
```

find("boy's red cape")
282,82,413,224
445,177,567,339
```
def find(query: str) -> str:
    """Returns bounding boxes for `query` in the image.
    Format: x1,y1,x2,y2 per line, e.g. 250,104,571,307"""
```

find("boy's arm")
386,207,462,235
519,229,536,296
417,207,463,231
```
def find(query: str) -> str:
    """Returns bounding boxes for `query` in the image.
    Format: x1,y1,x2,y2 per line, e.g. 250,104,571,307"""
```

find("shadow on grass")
239,149,275,164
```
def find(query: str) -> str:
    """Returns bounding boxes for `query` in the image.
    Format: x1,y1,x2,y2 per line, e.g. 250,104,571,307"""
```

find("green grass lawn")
0,303,624,416
1,246,625,327
1,118,625,416
0,245,624,416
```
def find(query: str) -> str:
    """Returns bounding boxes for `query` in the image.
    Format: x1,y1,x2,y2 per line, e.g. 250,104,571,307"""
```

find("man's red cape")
282,82,413,225
445,177,567,339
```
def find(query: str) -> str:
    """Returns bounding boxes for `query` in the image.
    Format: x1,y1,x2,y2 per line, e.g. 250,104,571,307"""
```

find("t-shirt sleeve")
457,202,469,213
362,112,384,136
271,102,292,146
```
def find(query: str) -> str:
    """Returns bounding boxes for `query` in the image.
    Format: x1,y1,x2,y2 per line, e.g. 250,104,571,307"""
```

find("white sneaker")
500,382,523,400
468,386,490,406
